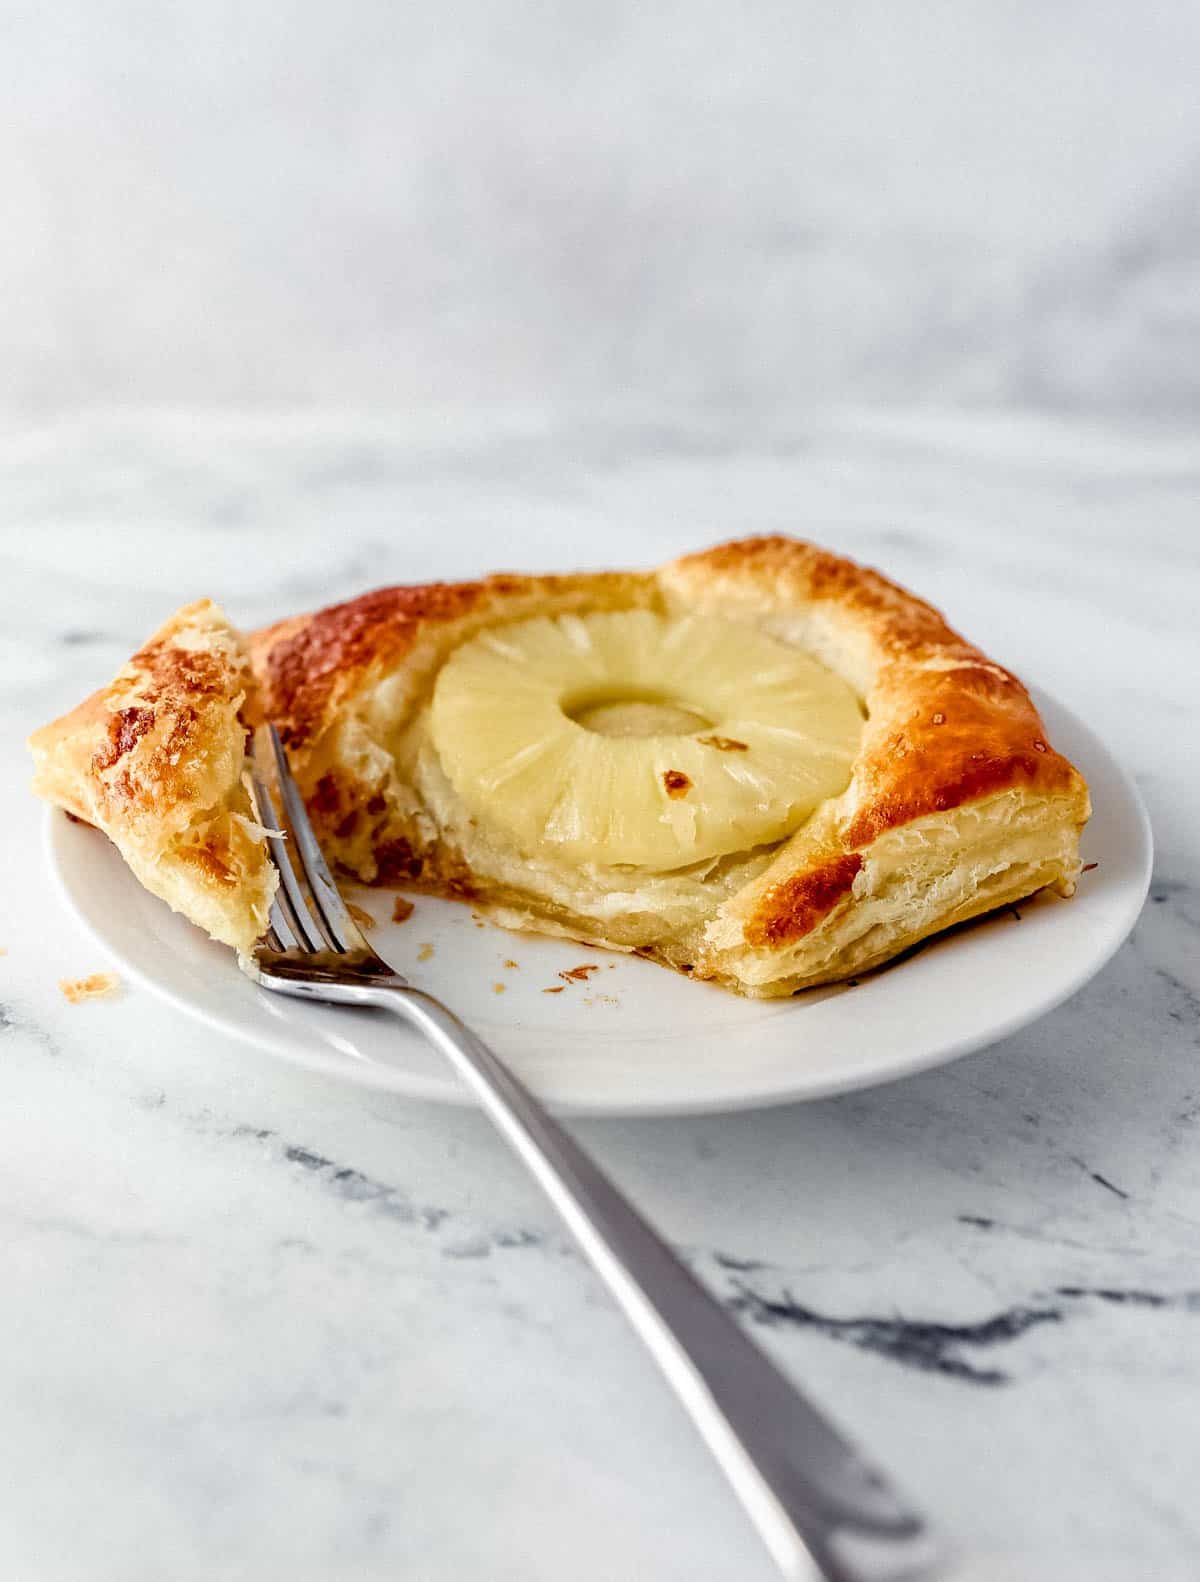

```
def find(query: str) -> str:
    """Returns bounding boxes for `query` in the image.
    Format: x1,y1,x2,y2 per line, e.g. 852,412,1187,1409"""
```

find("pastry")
246,536,1090,995
29,600,278,953
31,540,1090,994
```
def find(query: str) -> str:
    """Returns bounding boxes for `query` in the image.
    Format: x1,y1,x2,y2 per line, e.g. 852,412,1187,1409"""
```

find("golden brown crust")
32,602,244,820
744,854,865,948
669,534,960,655
30,600,278,953
251,582,491,748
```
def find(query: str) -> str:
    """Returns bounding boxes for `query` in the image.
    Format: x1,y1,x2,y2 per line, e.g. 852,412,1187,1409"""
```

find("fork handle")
366,983,945,1582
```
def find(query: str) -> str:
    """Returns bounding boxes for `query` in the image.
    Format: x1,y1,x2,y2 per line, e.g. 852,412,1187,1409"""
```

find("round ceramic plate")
47,693,1150,1116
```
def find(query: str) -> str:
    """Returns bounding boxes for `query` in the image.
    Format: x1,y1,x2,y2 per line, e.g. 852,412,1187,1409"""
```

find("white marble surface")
2,407,1198,1580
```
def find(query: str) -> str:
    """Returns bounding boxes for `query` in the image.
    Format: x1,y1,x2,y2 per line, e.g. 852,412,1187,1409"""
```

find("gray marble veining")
1,408,1198,1580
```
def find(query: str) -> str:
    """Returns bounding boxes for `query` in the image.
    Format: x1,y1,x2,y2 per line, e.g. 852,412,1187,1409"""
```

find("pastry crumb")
542,985,565,994
391,896,415,923
416,942,435,963
503,958,519,970
346,902,375,931
1082,862,1099,873
697,734,748,752
662,769,692,798
492,982,506,995
559,964,599,983
59,972,121,1004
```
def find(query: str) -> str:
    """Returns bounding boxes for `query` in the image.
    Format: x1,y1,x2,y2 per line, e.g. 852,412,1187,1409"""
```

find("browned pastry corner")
29,600,277,953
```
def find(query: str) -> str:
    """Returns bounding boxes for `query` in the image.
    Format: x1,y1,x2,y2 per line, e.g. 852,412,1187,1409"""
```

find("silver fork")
243,724,946,1582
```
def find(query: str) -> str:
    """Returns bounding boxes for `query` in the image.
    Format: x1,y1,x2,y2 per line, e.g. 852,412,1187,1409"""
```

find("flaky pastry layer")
30,600,278,954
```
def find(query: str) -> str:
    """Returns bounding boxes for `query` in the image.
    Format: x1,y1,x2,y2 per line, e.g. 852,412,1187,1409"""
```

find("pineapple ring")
430,609,864,871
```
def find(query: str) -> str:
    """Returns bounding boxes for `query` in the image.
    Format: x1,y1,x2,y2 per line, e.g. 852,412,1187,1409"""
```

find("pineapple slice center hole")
567,689,713,739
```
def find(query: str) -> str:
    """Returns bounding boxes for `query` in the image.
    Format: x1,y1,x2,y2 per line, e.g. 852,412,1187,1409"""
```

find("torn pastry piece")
30,600,278,953
248,536,1090,996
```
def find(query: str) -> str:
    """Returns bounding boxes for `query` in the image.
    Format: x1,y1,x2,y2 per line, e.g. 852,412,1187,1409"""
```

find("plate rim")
45,690,1153,1116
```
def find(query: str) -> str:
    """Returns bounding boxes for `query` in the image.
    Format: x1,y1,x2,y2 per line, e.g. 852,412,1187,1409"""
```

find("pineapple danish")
31,537,1090,997
244,537,1090,997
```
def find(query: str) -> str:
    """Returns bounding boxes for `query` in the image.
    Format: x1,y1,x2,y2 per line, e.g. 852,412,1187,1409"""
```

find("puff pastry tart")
31,538,1090,997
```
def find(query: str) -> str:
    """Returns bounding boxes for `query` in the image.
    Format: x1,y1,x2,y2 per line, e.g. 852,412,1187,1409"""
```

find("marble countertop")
2,407,1197,1581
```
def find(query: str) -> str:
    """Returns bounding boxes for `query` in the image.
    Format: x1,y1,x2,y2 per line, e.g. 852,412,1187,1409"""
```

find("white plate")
47,693,1151,1116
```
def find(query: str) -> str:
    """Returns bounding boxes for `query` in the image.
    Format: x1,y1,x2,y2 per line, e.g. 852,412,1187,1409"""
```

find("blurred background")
5,0,1199,420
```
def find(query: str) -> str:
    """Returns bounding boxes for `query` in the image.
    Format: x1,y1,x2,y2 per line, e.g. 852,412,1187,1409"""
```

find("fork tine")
249,764,328,953
245,771,305,952
264,886,300,953
265,724,364,953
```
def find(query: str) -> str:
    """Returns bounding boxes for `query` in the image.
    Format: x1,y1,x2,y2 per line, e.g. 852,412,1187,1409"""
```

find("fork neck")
255,951,409,1001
